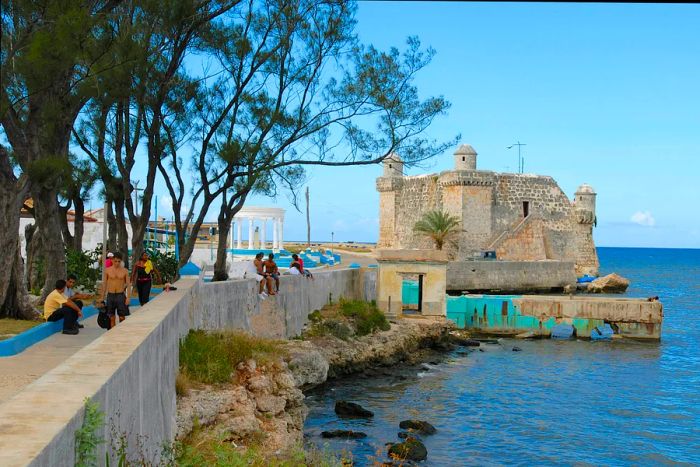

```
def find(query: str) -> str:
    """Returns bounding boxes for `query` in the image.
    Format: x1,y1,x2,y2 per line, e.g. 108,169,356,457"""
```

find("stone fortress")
377,144,599,291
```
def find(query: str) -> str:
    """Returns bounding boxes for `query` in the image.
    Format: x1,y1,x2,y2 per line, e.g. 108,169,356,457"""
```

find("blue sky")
158,2,700,248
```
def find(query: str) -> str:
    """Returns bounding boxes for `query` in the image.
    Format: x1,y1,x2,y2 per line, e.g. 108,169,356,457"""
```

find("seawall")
0,267,376,466
447,260,576,293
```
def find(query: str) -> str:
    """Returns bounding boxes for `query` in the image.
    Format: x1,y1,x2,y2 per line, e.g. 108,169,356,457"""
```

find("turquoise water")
304,247,700,465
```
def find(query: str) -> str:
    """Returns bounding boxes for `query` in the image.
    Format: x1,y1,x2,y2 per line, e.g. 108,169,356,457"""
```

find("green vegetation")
66,246,101,293
0,319,41,341
74,399,105,467
413,210,461,250
177,425,346,467
144,247,178,284
179,330,284,385
304,299,390,340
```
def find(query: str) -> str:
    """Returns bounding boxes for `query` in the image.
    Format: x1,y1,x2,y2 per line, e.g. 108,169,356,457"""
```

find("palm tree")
413,210,461,250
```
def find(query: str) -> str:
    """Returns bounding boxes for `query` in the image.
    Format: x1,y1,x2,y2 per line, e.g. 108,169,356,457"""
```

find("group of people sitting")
248,253,313,300
43,251,162,335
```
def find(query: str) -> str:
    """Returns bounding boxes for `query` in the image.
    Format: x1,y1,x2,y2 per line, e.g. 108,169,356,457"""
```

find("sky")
156,2,700,248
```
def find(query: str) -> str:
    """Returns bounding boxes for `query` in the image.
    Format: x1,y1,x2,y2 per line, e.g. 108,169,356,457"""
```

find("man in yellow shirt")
44,279,83,335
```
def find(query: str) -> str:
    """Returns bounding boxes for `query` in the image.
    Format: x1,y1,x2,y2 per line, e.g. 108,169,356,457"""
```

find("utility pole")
507,141,527,174
305,186,311,247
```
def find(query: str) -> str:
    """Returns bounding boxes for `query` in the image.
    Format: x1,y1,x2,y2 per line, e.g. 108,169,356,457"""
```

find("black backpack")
97,311,111,329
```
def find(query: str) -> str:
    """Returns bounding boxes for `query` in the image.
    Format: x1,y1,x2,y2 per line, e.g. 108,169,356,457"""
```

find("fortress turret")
454,144,477,170
574,183,596,225
382,152,404,177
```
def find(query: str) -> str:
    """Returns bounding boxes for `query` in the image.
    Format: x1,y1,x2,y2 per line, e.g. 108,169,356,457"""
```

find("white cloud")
630,211,656,227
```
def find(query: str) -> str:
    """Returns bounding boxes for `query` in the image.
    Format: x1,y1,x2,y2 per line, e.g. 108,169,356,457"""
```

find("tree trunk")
106,200,117,252
31,186,67,300
212,217,231,281
73,196,85,251
0,152,37,318
59,202,74,250
26,226,45,293
114,197,130,268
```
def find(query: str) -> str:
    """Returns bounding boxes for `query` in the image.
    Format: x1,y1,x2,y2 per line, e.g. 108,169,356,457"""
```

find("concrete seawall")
0,267,376,466
447,260,576,293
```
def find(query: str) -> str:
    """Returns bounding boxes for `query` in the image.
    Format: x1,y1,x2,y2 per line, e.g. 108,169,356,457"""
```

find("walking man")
102,252,131,328
44,279,83,335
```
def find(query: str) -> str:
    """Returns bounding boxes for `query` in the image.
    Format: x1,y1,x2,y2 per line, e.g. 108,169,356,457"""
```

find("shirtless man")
253,252,275,298
102,252,131,328
264,253,280,293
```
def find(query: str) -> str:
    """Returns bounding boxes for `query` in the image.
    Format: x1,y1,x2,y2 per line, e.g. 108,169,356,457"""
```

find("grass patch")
179,330,284,385
338,299,390,336
304,299,390,340
0,318,41,341
177,424,346,467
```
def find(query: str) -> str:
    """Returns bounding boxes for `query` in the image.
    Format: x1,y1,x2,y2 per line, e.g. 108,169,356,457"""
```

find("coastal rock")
388,437,428,461
176,387,242,438
450,335,481,347
255,394,286,414
399,419,437,435
335,401,374,418
247,374,272,393
512,346,522,352
321,429,368,439
587,273,630,293
398,431,421,440
284,341,329,388
220,414,261,440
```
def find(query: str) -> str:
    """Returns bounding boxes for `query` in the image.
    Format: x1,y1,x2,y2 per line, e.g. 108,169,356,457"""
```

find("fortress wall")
447,260,576,292
0,268,376,466
391,175,442,250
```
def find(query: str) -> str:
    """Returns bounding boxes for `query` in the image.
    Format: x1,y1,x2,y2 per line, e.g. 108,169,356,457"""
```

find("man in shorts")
250,252,274,299
264,253,280,294
102,252,131,328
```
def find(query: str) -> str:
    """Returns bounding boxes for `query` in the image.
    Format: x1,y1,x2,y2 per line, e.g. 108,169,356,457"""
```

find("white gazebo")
231,206,285,251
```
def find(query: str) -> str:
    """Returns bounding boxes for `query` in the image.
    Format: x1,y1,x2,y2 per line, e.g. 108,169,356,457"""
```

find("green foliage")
308,310,322,323
144,248,178,284
75,399,105,467
306,319,353,341
338,299,391,336
179,330,283,385
66,246,101,293
413,210,461,250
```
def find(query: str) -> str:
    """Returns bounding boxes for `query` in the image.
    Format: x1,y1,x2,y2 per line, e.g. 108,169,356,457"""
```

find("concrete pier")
447,294,663,340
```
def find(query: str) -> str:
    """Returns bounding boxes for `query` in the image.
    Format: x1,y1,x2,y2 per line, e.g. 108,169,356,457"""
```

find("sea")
304,247,700,466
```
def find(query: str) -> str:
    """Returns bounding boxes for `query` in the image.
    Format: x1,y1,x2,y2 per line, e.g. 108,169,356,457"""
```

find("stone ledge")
376,249,448,263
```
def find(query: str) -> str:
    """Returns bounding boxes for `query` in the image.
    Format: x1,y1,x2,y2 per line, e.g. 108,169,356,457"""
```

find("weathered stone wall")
446,260,577,292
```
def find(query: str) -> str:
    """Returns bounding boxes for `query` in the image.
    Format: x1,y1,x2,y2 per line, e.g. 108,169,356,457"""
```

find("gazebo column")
248,218,254,250
236,219,242,249
278,218,284,250
261,219,267,249
230,221,234,249
272,217,278,250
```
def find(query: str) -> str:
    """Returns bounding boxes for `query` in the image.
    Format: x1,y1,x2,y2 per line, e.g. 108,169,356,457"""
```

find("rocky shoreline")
176,317,455,457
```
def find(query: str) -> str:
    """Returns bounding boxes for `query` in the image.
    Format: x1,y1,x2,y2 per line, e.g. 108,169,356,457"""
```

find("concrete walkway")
0,315,107,401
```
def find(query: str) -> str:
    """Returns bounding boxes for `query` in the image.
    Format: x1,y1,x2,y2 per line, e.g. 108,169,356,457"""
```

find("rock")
220,414,261,439
512,346,522,352
247,375,272,393
321,429,367,439
587,273,630,294
388,437,428,461
398,419,436,435
515,331,536,339
335,401,374,418
255,394,287,414
398,431,421,440
449,334,481,347
284,341,329,389
563,284,576,294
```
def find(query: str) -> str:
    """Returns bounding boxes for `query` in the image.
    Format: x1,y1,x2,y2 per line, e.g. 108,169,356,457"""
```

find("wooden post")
305,186,310,247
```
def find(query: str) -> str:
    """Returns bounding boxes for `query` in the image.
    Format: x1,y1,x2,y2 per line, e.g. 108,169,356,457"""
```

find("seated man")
253,252,275,298
44,279,83,335
64,274,93,329
264,253,280,293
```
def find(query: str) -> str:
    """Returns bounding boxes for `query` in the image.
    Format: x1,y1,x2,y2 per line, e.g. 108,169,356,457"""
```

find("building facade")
377,145,599,276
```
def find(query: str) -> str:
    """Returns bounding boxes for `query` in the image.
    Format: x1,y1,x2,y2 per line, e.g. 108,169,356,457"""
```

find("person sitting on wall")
264,253,280,293
102,252,131,328
291,254,313,280
249,252,275,299
64,274,93,329
44,279,83,335
288,263,302,275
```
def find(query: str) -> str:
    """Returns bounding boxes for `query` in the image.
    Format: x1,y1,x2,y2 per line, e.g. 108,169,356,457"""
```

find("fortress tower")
454,144,477,170
377,153,405,247
573,183,599,275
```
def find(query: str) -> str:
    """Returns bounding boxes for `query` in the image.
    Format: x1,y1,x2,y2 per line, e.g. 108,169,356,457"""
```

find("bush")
338,299,390,336
144,247,178,284
66,246,101,293
179,330,283,385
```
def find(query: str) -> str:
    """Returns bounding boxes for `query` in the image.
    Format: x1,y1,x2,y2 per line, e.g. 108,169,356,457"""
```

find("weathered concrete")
447,260,576,293
447,294,662,340
376,249,447,318
0,268,376,466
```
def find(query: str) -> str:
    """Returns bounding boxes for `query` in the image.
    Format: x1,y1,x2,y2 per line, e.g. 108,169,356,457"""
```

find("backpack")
97,310,111,329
